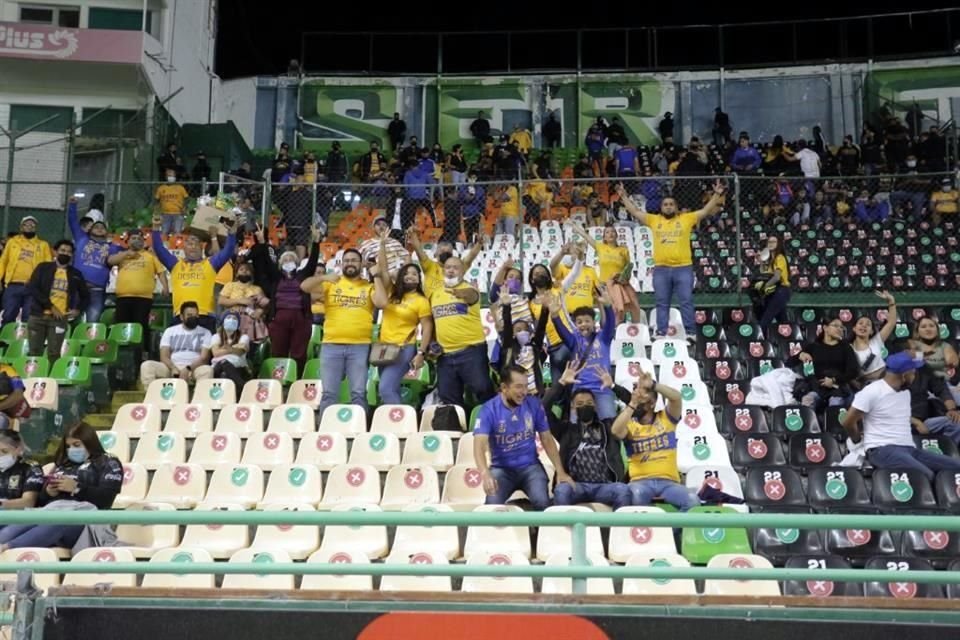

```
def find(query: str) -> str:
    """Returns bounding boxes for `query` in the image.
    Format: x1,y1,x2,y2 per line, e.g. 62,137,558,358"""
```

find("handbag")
369,342,403,366
432,405,463,432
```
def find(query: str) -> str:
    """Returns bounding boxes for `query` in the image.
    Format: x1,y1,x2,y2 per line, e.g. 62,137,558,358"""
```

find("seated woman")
0,431,43,515
850,291,898,388
788,316,860,410
0,423,121,551
210,311,251,390
911,316,960,405
218,261,270,342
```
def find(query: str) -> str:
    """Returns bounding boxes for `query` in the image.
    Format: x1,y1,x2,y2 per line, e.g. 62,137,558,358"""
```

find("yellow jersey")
420,258,444,298
501,186,520,218
0,235,52,285
529,287,566,347
648,212,698,267
48,267,69,315
321,277,375,344
624,410,680,482
932,190,959,214
380,291,431,345
170,260,219,317
220,281,264,309
154,184,188,215
762,254,790,287
555,262,600,313
596,242,630,282
216,262,234,287
430,283,484,353
116,251,165,299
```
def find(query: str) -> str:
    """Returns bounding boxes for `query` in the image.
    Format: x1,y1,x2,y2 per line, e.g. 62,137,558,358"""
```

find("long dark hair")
219,312,242,347
390,263,424,304
54,422,106,465
528,264,553,293
766,236,786,265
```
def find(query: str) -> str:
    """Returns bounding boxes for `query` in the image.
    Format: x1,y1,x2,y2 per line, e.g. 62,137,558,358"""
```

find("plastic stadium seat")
98,430,130,463
72,322,107,342
348,432,401,470
320,464,382,508
612,338,647,363
145,462,206,509
81,339,118,364
621,554,698,596
713,381,748,407
266,404,316,437
947,559,960,599
0,548,61,591
862,557,943,599
295,432,347,471
771,405,820,437
144,378,189,409
258,358,298,386
163,403,214,436
288,379,322,410
788,434,842,471
807,468,872,512
731,434,786,470
62,548,137,587
115,503,180,559
677,406,719,435
108,322,143,346
249,504,321,560
301,549,373,591
241,432,295,471
239,379,284,408
615,322,651,345
685,465,743,499
419,404,467,436
677,430,732,472
0,322,28,343
608,506,677,562
179,502,250,559
698,339,732,360
913,435,960,459
371,404,418,437
112,403,161,435
461,552,534,594
535,506,605,561
648,308,685,338
114,463,148,509
649,339,690,366
901,527,960,569
392,504,460,561
870,469,938,513
401,432,455,471
681,506,753,565
319,404,367,436
676,381,714,408
541,553,615,595
743,467,808,512
131,432,186,470
191,378,236,409
752,527,823,567
614,358,656,389
782,555,863,597
214,404,264,437
23,377,57,410
934,470,960,512
823,524,898,566
380,550,452,592
188,432,242,470
12,356,50,378
203,463,264,509
747,358,785,379
720,405,769,438
657,358,701,388
703,358,748,383
222,549,295,590
380,464,440,510
740,339,776,360
823,406,849,440
464,504,531,558
141,548,216,589
703,554,780,596
318,504,389,560
259,465,323,508
440,465,486,510
454,433,476,465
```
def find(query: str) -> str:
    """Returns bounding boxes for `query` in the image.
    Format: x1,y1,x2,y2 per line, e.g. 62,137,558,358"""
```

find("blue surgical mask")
515,330,531,346
67,446,88,464
0,454,16,471
223,317,239,332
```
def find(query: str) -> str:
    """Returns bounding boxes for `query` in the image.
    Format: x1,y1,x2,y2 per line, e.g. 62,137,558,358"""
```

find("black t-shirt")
41,455,123,510
0,460,44,500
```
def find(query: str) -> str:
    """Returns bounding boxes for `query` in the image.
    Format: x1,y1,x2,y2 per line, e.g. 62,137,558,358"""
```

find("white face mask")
281,262,297,273
561,255,574,268
443,275,460,288
166,176,176,183
0,453,16,472
906,161,917,168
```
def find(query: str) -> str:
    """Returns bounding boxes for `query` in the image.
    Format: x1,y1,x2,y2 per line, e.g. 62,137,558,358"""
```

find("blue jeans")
487,463,550,511
1,283,31,327
554,481,630,510
548,343,571,387
866,445,960,482
0,523,85,549
629,478,698,511
437,343,495,407
758,286,791,327
319,343,371,417
925,417,960,445
652,265,695,336
378,345,416,405
161,214,185,236
85,287,105,322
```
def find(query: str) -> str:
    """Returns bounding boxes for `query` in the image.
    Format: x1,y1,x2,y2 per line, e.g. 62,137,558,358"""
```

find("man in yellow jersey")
107,228,169,343
25,240,88,361
550,242,599,314
307,248,375,416
430,256,495,407
0,216,52,328
616,180,725,344
406,229,481,298
611,372,697,510
497,183,521,238
151,213,237,333
154,168,190,237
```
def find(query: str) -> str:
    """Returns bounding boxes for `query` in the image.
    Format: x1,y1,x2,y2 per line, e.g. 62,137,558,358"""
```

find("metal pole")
570,522,587,595
734,173,743,307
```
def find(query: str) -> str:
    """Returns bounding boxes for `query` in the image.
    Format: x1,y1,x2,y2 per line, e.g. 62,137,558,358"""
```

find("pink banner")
0,21,143,64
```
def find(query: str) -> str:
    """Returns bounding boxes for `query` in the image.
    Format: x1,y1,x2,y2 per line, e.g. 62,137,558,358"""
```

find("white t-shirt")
796,149,821,178
851,379,914,451
210,333,250,368
160,325,213,369
853,334,886,376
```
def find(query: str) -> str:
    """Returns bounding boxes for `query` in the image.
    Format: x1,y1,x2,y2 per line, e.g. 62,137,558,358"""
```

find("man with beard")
406,229,482,298
67,197,119,322
108,228,168,343
616,180,726,345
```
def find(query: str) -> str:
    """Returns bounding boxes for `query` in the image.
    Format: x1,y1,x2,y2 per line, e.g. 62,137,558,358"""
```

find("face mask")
0,453,16,472
281,261,297,273
22,231,36,239
56,254,71,266
67,446,88,464
576,405,597,425
443,275,460,288
532,275,551,289
945,187,953,192
515,330,531,346
561,255,574,268
183,317,199,330
237,274,252,283
167,176,176,183
506,279,522,295
436,252,453,266
223,317,240,332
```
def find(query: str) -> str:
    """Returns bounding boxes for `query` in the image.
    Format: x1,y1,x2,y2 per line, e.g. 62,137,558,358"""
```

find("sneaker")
686,335,697,349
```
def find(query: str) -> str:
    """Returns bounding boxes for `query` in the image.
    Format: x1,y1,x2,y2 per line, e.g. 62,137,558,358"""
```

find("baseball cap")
885,351,925,374
20,216,38,225
372,215,388,226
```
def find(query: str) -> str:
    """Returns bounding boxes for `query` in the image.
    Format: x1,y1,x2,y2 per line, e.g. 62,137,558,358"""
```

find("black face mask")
183,317,199,329
22,231,36,239
532,275,551,289
436,251,453,266
55,254,71,266
576,405,597,425
237,275,252,283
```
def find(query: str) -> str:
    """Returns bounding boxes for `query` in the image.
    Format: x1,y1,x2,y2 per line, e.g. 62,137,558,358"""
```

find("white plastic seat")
535,506,605,561
239,379,284,409
676,429,732,473
704,553,780,596
676,406,720,437
608,506,678,562
317,504,389,560
0,548,61,591
611,338,648,363
98,430,130,463
392,504,460,560
541,553,615,595
259,464,323,508
347,432,401,471
649,338,691,366
287,379,322,410
319,464,381,508
23,378,58,410
144,378,189,410
62,547,137,587
401,432,454,471
295,432,347,470
179,502,250,559
622,554,698,595
163,403,214,436
615,322,651,344
112,403,161,435
301,549,372,591
380,465,440,510
440,464,486,511
113,463,148,509
141,547,216,589
318,404,367,436
454,433,474,465
222,548,295,591
131,431,186,470
673,380,713,409
647,308,685,339
615,358,656,389
371,404,418,437
249,504,321,560
419,404,466,437
214,403,264,437
464,504,531,558
656,357,702,388
461,552,533,594
241,431,295,471
115,502,180,558
202,463,264,509
191,378,236,409
187,432,242,470
267,403,316,437
143,462,206,509
380,550,452,592
685,465,744,499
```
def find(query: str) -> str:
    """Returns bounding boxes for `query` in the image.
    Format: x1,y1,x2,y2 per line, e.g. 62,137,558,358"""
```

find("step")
111,390,145,413
85,414,115,430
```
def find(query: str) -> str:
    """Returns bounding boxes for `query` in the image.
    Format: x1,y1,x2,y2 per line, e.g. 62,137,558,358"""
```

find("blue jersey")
474,395,549,469
615,147,638,176
67,202,120,288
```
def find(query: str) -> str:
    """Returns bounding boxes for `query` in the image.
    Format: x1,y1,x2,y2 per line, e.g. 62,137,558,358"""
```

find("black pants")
115,296,153,344
213,360,250,390
463,215,481,245
442,202,461,244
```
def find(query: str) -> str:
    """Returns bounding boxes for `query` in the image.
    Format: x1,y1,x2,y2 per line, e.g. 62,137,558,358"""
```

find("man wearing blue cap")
842,350,960,480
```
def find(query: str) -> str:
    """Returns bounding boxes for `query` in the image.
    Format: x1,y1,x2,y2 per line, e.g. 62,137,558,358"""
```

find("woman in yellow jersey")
572,222,641,324
753,235,792,328
372,235,434,405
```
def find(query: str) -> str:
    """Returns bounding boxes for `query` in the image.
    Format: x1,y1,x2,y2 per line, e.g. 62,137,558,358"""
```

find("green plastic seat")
258,358,298,385
80,339,119,365
0,339,31,363
0,323,29,344
681,505,752,565
108,323,143,346
302,358,322,380
72,322,107,343
8,356,50,378
468,405,481,432
308,325,323,358
98,307,116,326
50,356,93,386
59,339,83,358
148,308,172,331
